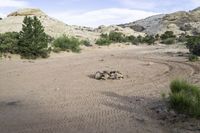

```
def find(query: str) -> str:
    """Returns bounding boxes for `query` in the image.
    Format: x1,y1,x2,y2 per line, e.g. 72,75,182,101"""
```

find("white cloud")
118,0,156,10
49,8,158,27
191,0,200,5
0,0,29,8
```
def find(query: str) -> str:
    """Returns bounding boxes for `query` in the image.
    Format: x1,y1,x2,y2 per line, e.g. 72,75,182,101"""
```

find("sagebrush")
53,35,81,53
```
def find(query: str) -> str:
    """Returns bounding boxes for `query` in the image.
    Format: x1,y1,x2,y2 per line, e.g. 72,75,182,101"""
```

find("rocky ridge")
0,8,141,42
0,8,99,41
1,7,200,41
119,7,200,36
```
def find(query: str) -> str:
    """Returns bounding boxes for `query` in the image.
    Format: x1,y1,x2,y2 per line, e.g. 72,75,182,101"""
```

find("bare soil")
0,45,200,133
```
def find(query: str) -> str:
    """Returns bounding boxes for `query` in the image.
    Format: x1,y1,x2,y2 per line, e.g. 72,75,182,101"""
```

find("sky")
0,0,200,27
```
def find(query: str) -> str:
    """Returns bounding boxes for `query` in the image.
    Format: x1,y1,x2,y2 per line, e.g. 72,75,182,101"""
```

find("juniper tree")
18,16,49,59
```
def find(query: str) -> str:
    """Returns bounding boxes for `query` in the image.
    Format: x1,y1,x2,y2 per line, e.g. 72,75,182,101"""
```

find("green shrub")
96,38,112,46
18,16,49,59
136,35,144,44
125,35,139,45
100,33,109,38
81,39,91,47
155,34,160,40
125,35,136,42
161,38,176,44
169,79,200,117
188,54,199,62
108,32,125,43
143,35,156,45
160,31,176,40
177,34,189,43
53,35,81,53
186,35,200,56
0,32,19,54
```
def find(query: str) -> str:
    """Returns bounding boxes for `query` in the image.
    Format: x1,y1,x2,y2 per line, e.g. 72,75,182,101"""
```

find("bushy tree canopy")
160,31,176,40
18,16,49,59
186,35,200,56
53,35,81,53
0,32,19,54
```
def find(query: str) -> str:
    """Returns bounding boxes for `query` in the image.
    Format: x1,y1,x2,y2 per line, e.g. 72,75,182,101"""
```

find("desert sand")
0,45,200,133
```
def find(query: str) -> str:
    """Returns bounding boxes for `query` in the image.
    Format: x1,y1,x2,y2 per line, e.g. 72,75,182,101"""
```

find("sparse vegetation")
160,31,176,40
143,35,156,45
169,79,200,118
96,31,158,46
186,35,200,56
161,38,176,44
53,35,81,53
160,31,176,44
0,16,86,58
108,31,125,43
136,35,144,44
188,54,199,62
0,16,50,59
81,39,91,47
177,33,189,43
125,35,139,45
96,37,112,46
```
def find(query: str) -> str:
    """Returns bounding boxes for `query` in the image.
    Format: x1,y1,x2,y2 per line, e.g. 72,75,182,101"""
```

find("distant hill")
119,7,200,36
0,8,144,43
2,7,200,40
0,8,98,41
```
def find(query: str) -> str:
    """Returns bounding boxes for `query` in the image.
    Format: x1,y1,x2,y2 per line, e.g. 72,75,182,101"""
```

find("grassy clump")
169,79,200,117
53,35,81,53
188,54,199,62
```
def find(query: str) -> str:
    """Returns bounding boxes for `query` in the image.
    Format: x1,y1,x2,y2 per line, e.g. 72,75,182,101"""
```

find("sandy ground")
0,44,200,133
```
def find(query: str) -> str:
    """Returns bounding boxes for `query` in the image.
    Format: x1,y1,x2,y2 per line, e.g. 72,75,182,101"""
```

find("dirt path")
0,45,199,133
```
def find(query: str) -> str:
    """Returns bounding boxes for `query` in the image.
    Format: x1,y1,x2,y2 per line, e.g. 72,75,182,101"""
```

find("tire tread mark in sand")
113,56,199,94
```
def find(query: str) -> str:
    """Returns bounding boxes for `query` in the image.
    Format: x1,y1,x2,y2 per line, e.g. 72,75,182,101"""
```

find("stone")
102,73,110,80
130,25,145,32
94,70,124,80
95,72,102,80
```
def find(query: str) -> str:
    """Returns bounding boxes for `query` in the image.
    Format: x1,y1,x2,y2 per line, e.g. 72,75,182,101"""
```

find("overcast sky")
0,0,200,27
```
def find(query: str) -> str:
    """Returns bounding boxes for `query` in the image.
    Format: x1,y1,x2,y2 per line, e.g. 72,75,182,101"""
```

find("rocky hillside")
0,8,99,41
119,7,200,36
3,7,200,40
95,25,145,37
0,8,142,42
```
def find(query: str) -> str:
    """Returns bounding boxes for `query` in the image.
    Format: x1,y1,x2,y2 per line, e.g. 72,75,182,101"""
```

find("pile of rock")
94,71,124,80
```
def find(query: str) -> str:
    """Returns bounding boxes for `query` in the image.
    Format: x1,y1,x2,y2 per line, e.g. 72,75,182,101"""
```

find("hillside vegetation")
0,16,84,59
